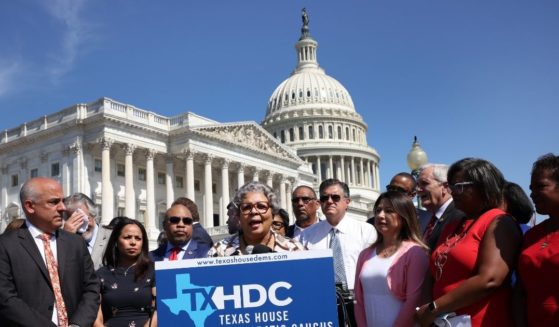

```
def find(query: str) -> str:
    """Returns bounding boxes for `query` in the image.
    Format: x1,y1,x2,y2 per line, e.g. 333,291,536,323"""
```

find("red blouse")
430,208,513,327
517,219,559,327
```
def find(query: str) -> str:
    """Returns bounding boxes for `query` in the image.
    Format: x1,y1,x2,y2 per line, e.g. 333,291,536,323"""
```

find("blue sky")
1,1,558,217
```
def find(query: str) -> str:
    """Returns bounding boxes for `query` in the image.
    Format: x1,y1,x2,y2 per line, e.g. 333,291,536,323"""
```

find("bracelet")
428,300,437,313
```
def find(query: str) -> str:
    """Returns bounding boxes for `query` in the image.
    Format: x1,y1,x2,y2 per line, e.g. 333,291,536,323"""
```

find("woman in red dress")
416,158,522,327
514,154,559,327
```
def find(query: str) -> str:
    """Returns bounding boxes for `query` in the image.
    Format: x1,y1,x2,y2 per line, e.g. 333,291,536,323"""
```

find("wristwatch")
428,301,438,313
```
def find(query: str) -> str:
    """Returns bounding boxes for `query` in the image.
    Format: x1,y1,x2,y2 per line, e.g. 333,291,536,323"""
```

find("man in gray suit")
417,164,466,250
0,177,99,326
63,193,112,270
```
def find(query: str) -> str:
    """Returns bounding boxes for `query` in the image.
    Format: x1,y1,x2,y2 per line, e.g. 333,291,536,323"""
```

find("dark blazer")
426,201,466,250
150,238,211,262
0,225,100,327
192,223,214,248
286,224,296,238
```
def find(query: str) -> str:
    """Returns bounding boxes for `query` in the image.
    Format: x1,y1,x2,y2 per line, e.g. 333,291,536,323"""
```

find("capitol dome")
261,9,381,219
264,26,356,121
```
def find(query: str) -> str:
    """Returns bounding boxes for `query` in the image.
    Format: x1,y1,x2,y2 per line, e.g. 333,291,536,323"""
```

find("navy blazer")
150,239,210,262
192,223,214,248
0,225,100,326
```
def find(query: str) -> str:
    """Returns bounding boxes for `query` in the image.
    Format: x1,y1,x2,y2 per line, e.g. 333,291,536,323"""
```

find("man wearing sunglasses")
298,179,377,327
286,185,321,238
386,172,417,198
150,198,211,261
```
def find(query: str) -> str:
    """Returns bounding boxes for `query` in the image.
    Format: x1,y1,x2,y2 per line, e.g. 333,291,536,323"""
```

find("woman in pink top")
354,191,429,327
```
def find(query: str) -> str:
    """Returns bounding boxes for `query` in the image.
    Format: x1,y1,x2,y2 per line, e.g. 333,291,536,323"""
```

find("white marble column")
221,159,230,225
185,150,195,199
328,156,334,179
166,155,174,209
366,160,372,188
100,138,113,225
350,157,356,185
62,151,70,195
203,155,214,227
145,149,158,237
237,163,245,189
340,156,345,183
286,179,294,221
69,141,83,193
265,171,273,188
316,156,322,182
252,167,260,182
0,166,7,232
375,162,381,190
279,176,287,209
360,157,365,186
124,144,136,217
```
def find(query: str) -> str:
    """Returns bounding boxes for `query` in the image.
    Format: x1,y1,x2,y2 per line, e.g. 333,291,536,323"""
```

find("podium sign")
155,249,338,327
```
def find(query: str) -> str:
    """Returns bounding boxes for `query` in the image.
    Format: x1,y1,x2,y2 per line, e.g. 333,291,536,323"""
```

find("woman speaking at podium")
208,181,304,256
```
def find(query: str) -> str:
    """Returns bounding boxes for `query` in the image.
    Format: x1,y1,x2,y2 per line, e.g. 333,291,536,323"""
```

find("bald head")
20,177,66,233
388,173,417,198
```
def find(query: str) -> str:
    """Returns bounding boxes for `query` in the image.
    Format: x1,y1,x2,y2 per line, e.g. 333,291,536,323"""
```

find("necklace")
120,263,137,276
434,218,476,280
377,243,399,258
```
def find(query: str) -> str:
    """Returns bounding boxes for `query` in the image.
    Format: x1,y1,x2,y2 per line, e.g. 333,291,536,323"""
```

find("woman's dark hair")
532,153,559,184
371,191,427,249
448,158,505,211
102,217,151,281
503,182,534,224
276,209,290,228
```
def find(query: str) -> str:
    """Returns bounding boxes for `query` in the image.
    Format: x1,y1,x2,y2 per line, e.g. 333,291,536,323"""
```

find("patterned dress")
208,230,305,256
97,265,155,327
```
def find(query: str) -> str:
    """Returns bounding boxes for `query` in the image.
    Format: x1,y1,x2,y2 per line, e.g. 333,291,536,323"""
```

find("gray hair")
419,163,449,183
64,193,99,223
233,181,281,215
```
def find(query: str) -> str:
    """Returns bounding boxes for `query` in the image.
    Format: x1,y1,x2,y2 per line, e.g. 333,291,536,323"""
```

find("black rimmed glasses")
239,201,270,214
319,194,343,203
168,216,194,225
449,182,475,194
291,196,316,204
271,221,285,229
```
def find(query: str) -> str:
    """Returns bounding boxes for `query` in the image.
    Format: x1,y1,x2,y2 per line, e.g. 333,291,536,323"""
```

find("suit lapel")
56,231,67,280
18,227,51,283
183,240,198,259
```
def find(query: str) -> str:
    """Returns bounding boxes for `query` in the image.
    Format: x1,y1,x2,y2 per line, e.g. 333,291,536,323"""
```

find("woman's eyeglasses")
239,202,270,214
319,194,343,203
449,182,474,194
168,216,193,225
271,221,285,229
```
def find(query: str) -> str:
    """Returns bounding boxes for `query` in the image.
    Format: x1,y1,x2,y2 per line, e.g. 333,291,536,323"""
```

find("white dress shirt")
297,216,377,290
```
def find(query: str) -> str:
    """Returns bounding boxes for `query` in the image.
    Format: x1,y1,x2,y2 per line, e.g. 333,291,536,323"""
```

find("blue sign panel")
155,250,338,327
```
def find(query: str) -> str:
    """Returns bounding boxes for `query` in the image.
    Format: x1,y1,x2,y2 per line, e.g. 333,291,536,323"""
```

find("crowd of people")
0,153,557,327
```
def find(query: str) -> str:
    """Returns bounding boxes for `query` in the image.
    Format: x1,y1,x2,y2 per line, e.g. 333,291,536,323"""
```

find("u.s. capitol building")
0,14,381,242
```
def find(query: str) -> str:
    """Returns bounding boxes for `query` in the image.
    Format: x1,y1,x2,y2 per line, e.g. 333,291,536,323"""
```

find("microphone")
252,244,274,254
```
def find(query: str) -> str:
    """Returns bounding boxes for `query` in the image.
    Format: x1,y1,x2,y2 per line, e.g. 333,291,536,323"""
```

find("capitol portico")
0,11,381,243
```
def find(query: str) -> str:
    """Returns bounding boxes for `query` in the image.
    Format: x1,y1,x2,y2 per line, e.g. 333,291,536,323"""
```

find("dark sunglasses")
291,196,316,204
319,194,343,203
386,185,408,193
168,216,193,225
